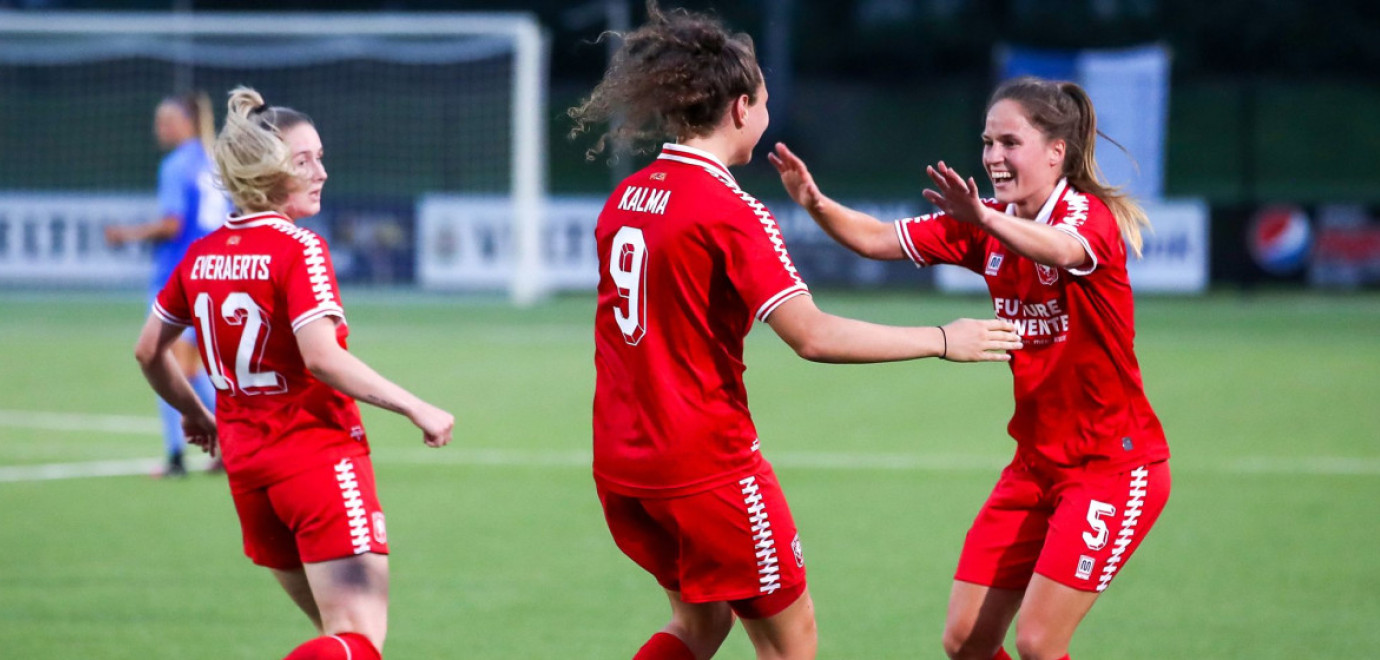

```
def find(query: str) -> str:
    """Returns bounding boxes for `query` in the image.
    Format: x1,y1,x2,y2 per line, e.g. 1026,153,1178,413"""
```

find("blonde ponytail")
212,86,313,214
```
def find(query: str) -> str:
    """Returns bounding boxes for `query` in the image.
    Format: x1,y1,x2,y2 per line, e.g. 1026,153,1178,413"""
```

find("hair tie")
249,103,269,115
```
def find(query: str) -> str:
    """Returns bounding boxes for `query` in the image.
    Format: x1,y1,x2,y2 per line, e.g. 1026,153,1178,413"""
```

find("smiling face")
279,123,326,220
982,99,1066,219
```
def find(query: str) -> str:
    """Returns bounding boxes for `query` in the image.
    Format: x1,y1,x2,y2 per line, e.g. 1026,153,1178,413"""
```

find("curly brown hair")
567,0,762,161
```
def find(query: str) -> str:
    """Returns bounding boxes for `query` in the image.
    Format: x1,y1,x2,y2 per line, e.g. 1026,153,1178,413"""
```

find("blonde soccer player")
134,87,453,660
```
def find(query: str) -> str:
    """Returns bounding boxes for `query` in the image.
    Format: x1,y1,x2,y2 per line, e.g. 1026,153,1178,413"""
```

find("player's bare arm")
924,161,1088,269
770,142,905,261
295,317,454,448
766,295,1020,364
104,215,182,246
133,314,217,450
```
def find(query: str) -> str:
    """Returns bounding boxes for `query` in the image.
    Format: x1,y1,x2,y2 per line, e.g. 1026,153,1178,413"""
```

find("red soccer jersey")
593,144,810,497
895,179,1168,470
154,211,368,492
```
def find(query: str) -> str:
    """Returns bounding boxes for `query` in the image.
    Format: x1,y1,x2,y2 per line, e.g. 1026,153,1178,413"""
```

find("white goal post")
0,11,549,304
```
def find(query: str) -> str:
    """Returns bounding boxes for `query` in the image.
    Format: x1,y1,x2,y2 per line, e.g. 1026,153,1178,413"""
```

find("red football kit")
154,211,387,567
593,144,809,611
895,179,1170,591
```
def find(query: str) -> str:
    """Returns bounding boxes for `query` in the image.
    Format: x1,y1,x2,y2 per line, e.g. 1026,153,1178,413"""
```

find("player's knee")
942,621,1001,660
669,602,734,649
1013,623,1064,660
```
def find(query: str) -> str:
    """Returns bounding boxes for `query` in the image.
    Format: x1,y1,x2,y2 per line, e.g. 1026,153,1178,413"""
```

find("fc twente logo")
1036,263,1059,285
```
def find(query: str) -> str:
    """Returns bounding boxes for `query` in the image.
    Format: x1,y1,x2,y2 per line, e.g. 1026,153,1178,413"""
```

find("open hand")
923,161,986,226
768,142,825,212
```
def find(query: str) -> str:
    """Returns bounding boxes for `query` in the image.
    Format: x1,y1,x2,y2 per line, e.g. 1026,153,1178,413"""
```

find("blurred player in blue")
106,92,229,477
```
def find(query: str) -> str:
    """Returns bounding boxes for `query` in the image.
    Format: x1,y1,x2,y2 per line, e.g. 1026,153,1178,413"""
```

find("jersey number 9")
610,226,648,346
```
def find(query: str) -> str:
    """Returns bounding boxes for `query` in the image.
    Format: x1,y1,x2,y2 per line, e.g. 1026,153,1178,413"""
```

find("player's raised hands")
923,161,987,226
939,318,1023,362
769,142,826,212
409,402,454,448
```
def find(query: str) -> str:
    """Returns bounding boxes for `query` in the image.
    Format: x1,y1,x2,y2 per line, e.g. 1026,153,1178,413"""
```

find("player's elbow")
133,335,161,369
133,343,158,369
783,325,841,363
300,350,333,381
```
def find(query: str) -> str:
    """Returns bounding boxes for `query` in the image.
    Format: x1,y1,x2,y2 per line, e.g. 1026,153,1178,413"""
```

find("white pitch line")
3,410,1379,482
0,409,160,435
0,458,162,483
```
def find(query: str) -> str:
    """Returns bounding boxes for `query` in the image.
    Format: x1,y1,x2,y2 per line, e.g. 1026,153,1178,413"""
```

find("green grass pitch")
1,289,1377,658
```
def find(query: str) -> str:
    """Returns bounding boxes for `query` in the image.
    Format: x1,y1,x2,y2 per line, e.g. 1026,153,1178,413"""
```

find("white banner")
416,194,602,291
936,199,1209,294
0,193,156,285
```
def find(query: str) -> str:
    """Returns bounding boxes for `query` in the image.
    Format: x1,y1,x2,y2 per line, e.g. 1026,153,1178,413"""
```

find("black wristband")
939,325,947,360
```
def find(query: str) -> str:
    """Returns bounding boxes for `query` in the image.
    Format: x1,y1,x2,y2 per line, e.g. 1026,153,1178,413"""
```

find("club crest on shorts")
1076,554,1095,580
372,511,387,545
985,253,1004,276
791,533,804,567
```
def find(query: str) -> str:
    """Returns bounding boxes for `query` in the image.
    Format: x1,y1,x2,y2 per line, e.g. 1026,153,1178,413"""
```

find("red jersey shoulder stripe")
655,142,808,320
151,299,191,326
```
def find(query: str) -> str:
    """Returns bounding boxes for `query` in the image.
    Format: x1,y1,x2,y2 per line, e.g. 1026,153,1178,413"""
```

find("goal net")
0,11,548,303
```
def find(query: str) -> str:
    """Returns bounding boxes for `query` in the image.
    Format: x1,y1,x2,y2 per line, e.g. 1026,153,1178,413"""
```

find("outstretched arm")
106,215,182,246
296,318,454,448
924,161,1088,269
766,295,1021,364
134,314,217,455
770,142,906,261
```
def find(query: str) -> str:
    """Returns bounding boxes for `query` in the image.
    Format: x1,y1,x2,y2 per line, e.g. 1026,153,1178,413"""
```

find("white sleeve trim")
1055,224,1098,276
756,285,811,322
894,219,928,268
151,300,192,327
291,304,346,333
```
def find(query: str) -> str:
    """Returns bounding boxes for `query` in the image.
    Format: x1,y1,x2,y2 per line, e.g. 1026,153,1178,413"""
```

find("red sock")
283,633,381,660
633,632,695,660
992,650,1012,660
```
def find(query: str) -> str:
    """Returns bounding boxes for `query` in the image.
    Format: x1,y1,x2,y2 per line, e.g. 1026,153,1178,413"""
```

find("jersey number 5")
193,291,286,395
609,226,647,345
1082,500,1117,551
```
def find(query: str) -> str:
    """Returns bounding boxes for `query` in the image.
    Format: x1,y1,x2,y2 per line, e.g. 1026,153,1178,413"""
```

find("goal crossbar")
0,10,550,305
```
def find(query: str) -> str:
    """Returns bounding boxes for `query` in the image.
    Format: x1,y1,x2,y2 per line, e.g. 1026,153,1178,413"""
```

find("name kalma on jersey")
618,186,671,215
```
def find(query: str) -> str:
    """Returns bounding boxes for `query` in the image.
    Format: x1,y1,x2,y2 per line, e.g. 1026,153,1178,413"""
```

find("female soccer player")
106,92,228,477
133,87,454,660
771,76,1172,660
572,4,1022,659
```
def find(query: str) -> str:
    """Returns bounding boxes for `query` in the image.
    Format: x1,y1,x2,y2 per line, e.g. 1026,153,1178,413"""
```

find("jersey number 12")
193,291,286,395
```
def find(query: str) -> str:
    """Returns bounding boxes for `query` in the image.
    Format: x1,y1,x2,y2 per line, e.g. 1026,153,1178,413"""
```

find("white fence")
0,193,1208,294
0,193,156,286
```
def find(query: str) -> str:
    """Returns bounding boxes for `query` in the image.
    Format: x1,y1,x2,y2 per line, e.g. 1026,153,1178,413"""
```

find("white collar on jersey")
1015,177,1069,226
225,210,292,229
657,143,736,184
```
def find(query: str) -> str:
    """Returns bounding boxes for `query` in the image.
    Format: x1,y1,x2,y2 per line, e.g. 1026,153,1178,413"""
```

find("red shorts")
231,456,389,570
956,454,1170,593
597,464,807,617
